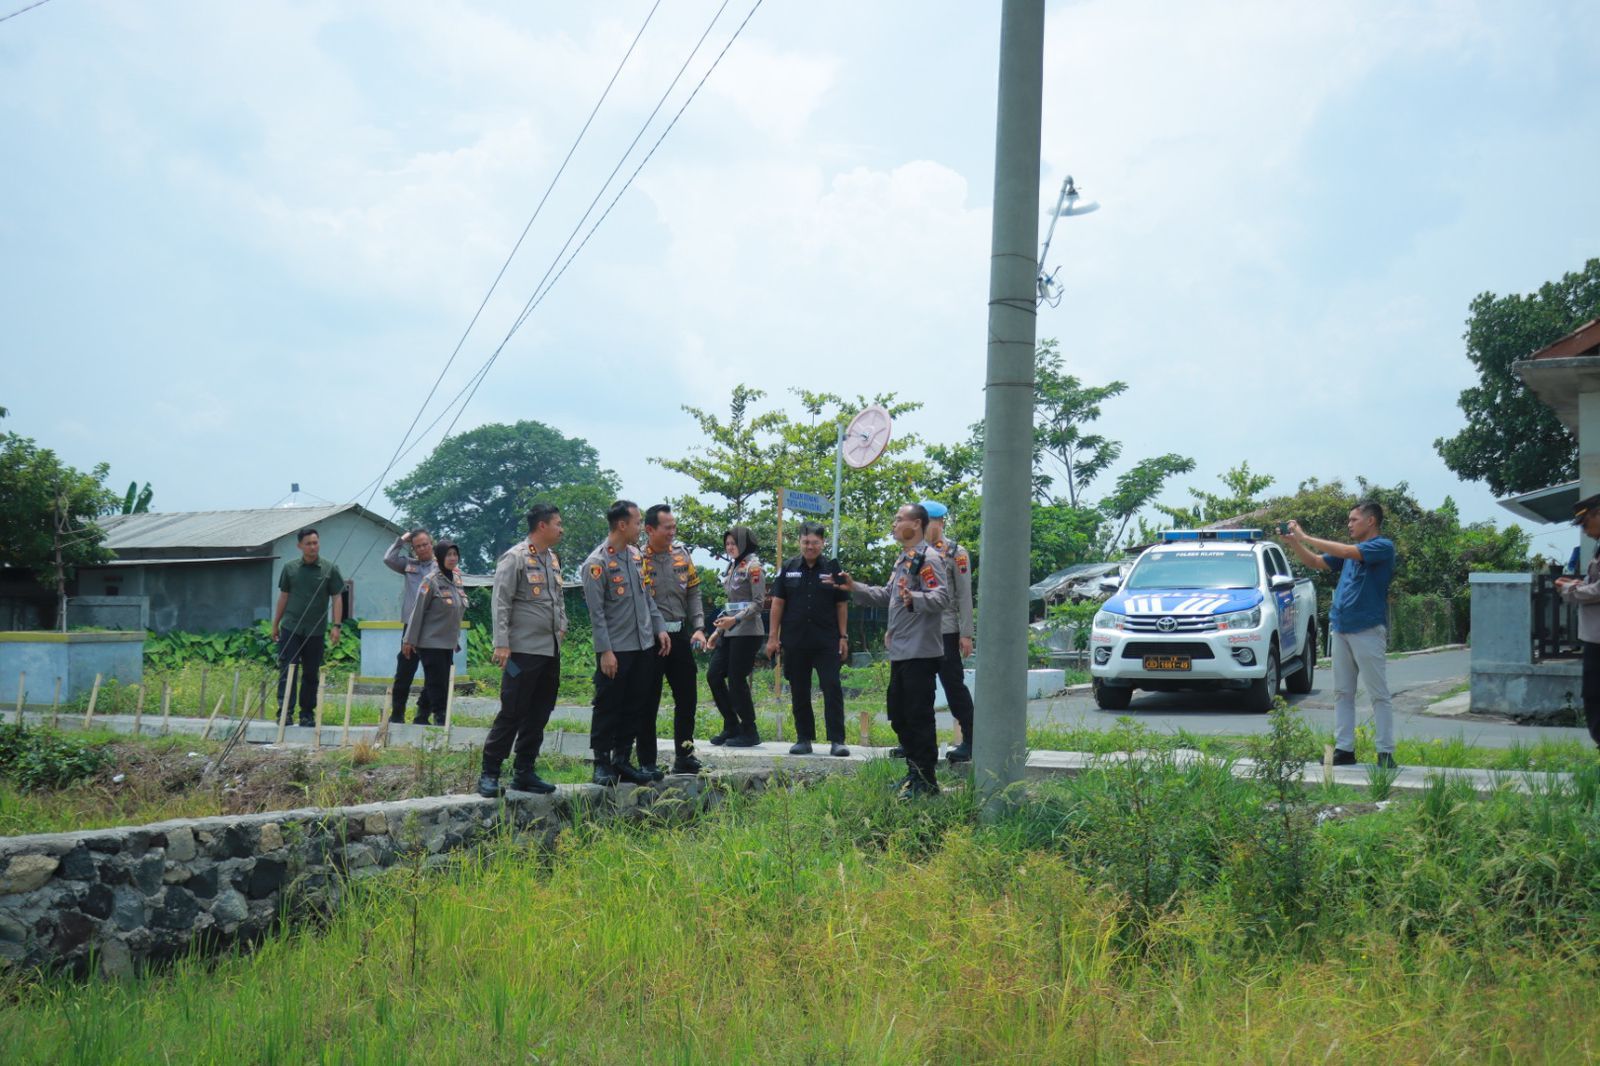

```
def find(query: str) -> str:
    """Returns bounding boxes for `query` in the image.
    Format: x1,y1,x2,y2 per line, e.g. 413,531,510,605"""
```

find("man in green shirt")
271,527,345,727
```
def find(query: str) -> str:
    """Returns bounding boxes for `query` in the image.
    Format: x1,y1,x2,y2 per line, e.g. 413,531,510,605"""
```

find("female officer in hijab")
707,525,767,747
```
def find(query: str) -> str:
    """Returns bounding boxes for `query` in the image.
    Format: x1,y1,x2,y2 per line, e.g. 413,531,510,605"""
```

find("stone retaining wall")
0,771,773,979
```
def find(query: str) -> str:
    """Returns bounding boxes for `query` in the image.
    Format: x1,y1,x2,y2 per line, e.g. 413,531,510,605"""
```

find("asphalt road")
936,650,1597,749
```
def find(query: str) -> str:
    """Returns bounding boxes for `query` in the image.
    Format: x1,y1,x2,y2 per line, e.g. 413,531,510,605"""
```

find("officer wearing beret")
1556,493,1600,751
922,500,975,764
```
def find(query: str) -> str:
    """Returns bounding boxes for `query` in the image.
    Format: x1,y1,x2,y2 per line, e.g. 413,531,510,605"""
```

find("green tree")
1156,462,1276,528
1434,258,1599,496
385,420,619,573
655,387,941,584
0,420,119,628
120,481,154,515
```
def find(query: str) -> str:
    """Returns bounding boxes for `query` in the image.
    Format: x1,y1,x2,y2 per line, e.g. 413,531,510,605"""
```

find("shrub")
0,724,111,791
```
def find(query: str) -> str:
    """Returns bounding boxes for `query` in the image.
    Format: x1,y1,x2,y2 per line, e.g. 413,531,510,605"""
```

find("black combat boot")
510,764,556,795
476,772,502,798
611,749,654,786
671,752,704,774
591,750,620,787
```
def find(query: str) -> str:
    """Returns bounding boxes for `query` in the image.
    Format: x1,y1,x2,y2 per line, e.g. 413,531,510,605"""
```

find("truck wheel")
1093,680,1132,711
1245,649,1279,713
1285,627,1316,695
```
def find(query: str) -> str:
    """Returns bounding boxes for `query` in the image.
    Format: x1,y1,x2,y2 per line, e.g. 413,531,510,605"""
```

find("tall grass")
5,746,1600,1063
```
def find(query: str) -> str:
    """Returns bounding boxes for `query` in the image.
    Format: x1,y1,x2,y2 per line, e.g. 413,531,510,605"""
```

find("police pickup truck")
1089,529,1317,712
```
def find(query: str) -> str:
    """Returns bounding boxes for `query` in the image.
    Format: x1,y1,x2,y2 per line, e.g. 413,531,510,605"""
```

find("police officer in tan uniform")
583,499,671,785
641,504,708,775
833,504,949,796
1557,493,1600,752
477,504,567,798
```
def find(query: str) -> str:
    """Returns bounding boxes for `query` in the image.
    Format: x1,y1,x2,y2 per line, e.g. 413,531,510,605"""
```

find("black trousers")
591,649,654,757
276,632,325,722
415,648,453,726
784,642,845,743
481,651,561,773
939,632,974,744
391,648,435,722
1584,641,1600,748
642,631,698,766
707,635,760,732
888,657,940,784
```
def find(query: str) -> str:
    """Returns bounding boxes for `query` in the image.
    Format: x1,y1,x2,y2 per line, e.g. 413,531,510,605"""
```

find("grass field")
4,745,1600,1064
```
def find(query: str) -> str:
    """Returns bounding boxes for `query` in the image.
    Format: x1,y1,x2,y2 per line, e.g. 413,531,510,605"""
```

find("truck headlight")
1216,607,1262,631
1093,610,1127,631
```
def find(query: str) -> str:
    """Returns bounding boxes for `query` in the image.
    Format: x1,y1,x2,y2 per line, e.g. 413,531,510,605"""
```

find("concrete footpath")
13,710,1586,799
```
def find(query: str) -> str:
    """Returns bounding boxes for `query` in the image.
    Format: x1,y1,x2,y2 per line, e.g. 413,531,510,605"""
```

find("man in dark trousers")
270,528,344,728
477,504,567,798
1557,494,1600,751
833,504,949,796
384,528,438,724
641,503,708,775
766,521,851,757
583,499,671,786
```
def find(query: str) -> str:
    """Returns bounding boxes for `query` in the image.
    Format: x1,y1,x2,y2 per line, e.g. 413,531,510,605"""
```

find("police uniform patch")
957,552,969,574
614,585,626,596
588,564,602,579
920,565,939,588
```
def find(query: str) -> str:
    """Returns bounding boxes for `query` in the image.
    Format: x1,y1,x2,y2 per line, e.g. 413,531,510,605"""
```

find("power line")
0,0,55,26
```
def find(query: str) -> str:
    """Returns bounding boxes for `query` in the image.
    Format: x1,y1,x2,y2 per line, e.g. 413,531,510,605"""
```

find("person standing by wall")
400,539,467,735
641,504,708,775
766,521,850,757
583,500,671,786
832,504,949,796
1556,494,1600,752
384,528,438,724
923,501,975,764
270,528,345,728
706,525,767,748
1282,503,1398,768
477,505,567,797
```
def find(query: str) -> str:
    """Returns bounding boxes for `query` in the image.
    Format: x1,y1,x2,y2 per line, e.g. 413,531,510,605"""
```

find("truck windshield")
1126,550,1260,589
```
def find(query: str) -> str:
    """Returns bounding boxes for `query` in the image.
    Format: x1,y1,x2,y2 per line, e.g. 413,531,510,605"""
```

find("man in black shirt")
766,522,851,756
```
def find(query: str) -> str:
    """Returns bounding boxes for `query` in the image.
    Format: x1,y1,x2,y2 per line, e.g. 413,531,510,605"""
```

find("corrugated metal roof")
98,505,402,551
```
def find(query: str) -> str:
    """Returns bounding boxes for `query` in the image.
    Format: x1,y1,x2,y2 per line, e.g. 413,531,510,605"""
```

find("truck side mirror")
1268,574,1295,591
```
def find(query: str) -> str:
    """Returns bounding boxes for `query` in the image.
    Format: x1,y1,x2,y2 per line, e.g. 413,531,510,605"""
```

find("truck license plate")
1142,656,1191,672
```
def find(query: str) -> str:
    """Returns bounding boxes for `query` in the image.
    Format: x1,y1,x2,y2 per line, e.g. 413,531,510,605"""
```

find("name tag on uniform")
723,601,751,614
663,621,684,633
785,571,804,578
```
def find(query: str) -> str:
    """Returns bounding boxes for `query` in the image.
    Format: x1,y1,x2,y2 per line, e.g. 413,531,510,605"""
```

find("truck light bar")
1159,529,1264,542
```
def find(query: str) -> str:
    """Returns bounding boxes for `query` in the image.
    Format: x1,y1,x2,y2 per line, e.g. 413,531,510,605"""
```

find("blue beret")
920,500,949,519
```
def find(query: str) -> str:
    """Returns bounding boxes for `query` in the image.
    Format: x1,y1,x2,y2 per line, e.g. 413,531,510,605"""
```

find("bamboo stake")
1323,744,1335,790
14,671,25,725
50,676,61,729
376,685,393,748
229,668,241,717
160,682,172,735
197,667,208,720
441,664,457,748
858,710,871,748
201,692,226,740
258,678,269,719
132,683,145,736
340,673,355,748
276,664,296,744
312,669,326,749
82,673,103,729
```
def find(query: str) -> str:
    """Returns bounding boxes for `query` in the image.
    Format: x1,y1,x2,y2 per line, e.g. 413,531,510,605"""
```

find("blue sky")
3,0,1598,558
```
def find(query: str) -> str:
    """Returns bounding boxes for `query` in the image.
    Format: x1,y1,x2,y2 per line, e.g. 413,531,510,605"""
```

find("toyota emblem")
1156,616,1178,632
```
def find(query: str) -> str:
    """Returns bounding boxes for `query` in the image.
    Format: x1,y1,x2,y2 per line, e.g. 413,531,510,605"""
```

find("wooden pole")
160,682,172,735
441,664,457,748
201,692,226,740
859,710,871,748
258,678,269,719
132,683,145,736
50,676,61,729
229,668,241,717
340,673,355,748
14,671,24,725
276,664,296,744
376,684,393,747
1323,744,1335,790
197,667,209,720
312,668,326,749
82,673,103,729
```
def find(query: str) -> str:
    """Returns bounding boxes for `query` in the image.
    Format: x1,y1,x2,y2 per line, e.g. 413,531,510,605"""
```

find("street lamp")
1036,175,1099,306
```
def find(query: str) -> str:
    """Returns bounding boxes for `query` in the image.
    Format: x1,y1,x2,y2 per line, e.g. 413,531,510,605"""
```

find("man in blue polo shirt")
1282,502,1397,768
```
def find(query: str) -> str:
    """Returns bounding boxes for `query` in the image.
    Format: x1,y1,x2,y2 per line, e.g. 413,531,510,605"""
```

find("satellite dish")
842,405,892,469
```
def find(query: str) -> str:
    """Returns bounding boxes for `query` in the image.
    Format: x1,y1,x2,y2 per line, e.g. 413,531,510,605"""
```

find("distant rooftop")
98,504,402,552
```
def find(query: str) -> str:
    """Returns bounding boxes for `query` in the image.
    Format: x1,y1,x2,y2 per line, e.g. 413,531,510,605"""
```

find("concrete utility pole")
973,0,1045,820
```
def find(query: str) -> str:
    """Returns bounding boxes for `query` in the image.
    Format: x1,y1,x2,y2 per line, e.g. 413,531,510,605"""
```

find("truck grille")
1120,641,1216,660
1123,614,1219,633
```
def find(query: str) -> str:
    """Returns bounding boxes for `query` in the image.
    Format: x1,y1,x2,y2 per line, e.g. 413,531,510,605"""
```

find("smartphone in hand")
1275,521,1292,536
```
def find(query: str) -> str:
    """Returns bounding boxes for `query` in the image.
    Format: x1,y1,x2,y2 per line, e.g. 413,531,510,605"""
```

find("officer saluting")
1556,493,1600,752
641,504,708,776
832,503,949,796
923,500,975,764
583,500,671,786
